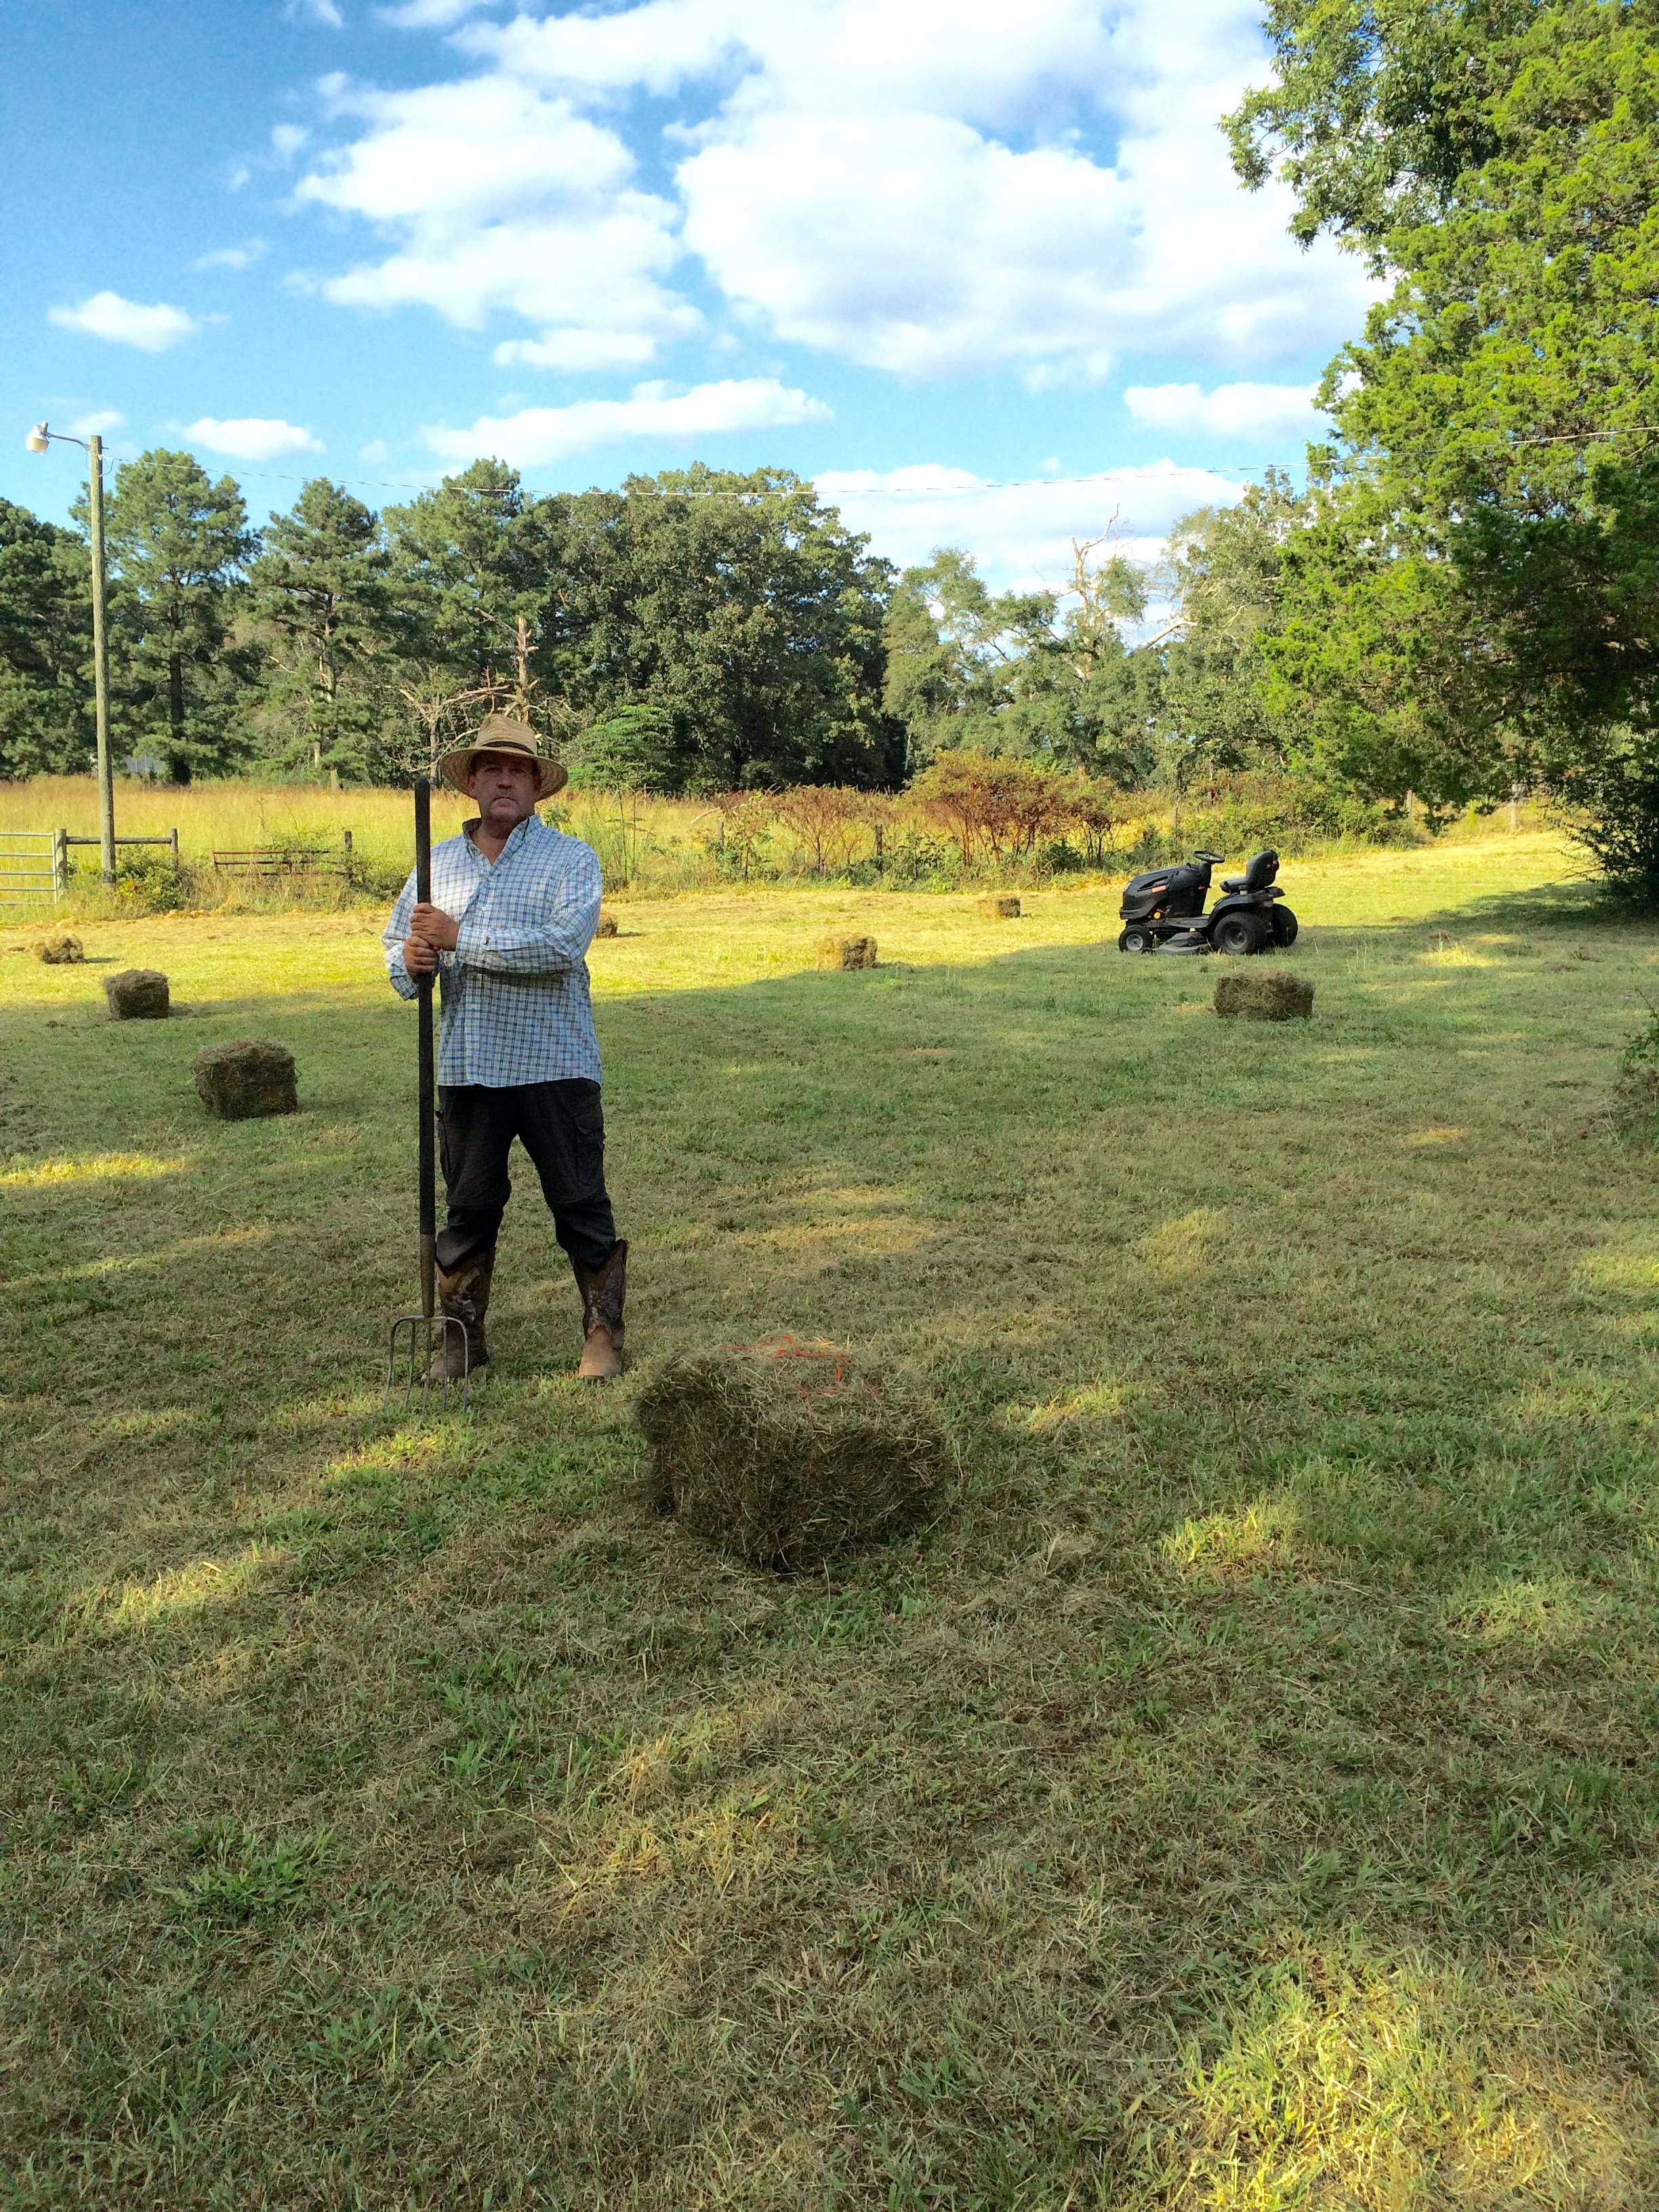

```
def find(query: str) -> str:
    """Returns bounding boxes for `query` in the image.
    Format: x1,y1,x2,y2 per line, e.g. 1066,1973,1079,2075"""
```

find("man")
382,714,627,1381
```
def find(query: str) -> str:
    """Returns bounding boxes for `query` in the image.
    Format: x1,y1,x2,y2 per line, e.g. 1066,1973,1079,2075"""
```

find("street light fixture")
27,421,115,884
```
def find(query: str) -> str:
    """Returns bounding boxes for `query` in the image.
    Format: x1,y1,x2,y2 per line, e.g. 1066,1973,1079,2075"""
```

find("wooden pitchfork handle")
415,777,436,1324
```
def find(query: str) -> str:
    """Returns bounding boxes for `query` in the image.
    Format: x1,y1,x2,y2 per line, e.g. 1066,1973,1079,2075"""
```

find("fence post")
52,827,67,901
169,826,180,874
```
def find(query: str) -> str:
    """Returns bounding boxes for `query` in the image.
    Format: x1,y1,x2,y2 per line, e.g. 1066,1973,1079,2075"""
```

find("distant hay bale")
594,911,619,937
1214,969,1314,1022
193,1040,298,1120
35,933,83,964
817,935,877,970
637,1337,951,1572
977,895,1021,918
104,968,169,1019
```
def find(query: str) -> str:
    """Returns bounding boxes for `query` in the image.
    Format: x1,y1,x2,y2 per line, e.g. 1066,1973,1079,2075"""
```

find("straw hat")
437,714,568,800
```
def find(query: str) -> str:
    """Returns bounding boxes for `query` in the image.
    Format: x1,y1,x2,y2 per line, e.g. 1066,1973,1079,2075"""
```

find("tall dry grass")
0,773,1553,918
0,777,729,907
0,777,710,874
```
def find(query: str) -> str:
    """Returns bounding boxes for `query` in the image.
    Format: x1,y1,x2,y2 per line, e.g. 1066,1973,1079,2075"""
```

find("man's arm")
382,867,420,999
452,846,601,975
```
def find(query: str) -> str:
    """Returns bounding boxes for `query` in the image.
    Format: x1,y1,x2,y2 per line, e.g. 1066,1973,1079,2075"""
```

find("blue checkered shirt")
383,814,603,1086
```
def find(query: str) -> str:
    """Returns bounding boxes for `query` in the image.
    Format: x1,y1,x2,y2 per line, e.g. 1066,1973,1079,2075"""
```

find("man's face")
467,751,540,832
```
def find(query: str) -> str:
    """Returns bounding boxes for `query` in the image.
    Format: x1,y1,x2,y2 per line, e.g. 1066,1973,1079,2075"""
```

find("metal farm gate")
0,830,65,906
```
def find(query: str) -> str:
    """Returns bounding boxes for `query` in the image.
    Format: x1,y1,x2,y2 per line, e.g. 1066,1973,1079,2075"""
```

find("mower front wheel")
1118,924,1158,954
1211,912,1266,956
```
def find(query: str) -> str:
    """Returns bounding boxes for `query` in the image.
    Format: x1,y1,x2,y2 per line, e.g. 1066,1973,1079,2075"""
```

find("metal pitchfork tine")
387,775,471,1412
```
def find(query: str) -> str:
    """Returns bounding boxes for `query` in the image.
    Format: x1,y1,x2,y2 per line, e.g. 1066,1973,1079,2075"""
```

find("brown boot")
572,1240,627,1380
422,1246,494,1382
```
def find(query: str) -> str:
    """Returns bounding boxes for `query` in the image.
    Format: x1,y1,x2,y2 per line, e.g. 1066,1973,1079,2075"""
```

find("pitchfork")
386,776,470,1410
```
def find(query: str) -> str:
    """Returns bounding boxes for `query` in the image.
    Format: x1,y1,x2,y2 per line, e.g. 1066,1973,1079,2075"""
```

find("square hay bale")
1214,968,1314,1022
594,911,619,937
104,968,169,1019
817,935,877,970
977,895,1021,918
637,1338,950,1572
193,1039,298,1120
35,933,83,964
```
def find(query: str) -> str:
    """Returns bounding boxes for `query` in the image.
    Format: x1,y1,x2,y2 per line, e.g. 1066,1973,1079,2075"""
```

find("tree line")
0,449,1317,810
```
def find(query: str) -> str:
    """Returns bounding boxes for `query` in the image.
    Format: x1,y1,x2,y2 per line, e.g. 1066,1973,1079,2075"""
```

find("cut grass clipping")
637,1337,951,1570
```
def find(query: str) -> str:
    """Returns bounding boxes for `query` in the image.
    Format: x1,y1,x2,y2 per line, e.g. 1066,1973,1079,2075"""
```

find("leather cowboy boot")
422,1246,494,1382
572,1240,627,1380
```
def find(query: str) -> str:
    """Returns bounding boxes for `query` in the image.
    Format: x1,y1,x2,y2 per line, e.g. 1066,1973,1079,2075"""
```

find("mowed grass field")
5,831,1659,2208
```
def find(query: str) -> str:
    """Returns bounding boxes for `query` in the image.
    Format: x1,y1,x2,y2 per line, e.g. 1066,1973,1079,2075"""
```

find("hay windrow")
635,1337,950,1571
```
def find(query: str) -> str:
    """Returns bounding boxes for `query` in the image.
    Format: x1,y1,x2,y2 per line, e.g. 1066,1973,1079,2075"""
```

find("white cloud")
815,460,1242,590
66,410,125,438
422,374,829,466
379,0,489,22
494,329,661,371
1124,380,1323,441
272,123,311,159
186,417,326,460
286,0,345,25
49,291,199,352
195,241,268,271
360,438,391,461
300,0,1375,386
294,76,697,367
467,0,1375,378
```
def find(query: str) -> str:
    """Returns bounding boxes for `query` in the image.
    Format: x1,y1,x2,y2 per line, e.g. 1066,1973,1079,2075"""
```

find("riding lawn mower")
1117,848,1297,956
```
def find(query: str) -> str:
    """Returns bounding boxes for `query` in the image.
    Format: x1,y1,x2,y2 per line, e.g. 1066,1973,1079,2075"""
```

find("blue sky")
1,0,1373,587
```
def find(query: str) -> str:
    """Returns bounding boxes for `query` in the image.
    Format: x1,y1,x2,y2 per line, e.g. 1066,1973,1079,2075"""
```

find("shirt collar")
462,812,539,865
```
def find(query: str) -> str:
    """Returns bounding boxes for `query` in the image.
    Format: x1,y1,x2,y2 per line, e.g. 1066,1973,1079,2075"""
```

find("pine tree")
249,479,395,780
0,498,92,777
100,449,255,782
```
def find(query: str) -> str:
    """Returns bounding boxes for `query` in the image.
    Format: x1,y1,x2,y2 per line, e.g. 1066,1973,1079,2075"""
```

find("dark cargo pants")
434,1078,618,1277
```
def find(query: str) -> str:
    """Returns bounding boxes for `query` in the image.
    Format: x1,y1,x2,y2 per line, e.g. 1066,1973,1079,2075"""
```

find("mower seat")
1221,874,1246,893
1242,848,1279,891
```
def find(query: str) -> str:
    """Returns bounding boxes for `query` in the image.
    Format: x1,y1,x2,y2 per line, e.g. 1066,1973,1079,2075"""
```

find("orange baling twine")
723,1334,855,1398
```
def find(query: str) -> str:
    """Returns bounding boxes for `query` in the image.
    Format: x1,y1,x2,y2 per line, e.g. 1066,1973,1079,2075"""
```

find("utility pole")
28,421,116,882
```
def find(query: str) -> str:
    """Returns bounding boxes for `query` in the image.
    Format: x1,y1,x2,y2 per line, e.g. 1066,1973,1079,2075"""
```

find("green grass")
4,832,1658,2207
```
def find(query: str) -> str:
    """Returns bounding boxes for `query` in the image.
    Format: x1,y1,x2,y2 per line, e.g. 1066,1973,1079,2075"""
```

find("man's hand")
402,935,438,976
411,901,459,951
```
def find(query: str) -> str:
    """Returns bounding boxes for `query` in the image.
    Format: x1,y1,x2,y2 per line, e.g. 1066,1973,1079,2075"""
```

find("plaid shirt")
383,813,603,1086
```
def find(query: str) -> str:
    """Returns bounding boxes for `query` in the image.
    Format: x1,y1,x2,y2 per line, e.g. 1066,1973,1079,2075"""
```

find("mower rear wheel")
1211,911,1266,956
1118,924,1158,954
1271,905,1298,947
